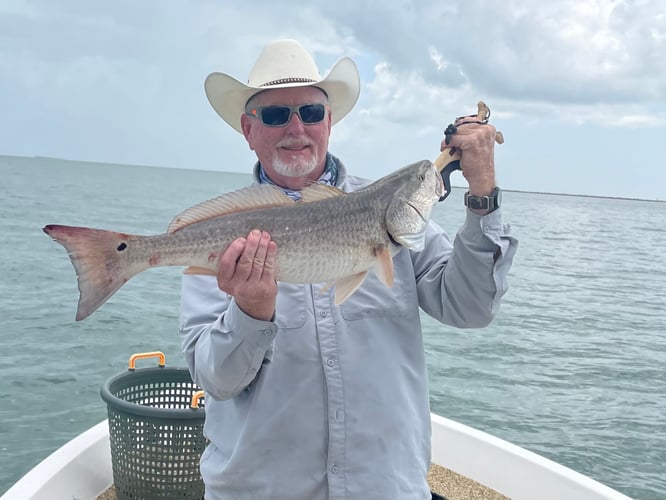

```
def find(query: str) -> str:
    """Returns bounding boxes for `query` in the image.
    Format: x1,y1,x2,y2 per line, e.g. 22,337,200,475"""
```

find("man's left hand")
440,115,499,196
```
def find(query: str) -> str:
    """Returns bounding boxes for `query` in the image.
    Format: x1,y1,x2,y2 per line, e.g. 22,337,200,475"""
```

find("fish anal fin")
168,185,294,233
183,266,217,276
300,184,345,203
334,271,368,305
374,244,394,288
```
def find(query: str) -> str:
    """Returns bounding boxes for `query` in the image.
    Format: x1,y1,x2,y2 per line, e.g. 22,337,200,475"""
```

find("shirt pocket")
275,283,307,329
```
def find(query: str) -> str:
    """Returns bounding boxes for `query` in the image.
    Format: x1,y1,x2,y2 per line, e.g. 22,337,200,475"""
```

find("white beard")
271,150,319,178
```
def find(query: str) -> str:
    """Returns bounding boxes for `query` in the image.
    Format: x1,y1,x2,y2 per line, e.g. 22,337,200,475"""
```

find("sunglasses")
246,103,329,127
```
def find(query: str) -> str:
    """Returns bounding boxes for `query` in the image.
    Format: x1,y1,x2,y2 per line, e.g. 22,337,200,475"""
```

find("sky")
1,0,665,200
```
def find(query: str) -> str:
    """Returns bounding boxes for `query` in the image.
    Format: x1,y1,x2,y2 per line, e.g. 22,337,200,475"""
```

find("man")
180,39,517,500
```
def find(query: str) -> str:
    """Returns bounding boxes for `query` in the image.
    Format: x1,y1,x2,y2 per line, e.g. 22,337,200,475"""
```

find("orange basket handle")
190,390,205,409
128,351,166,371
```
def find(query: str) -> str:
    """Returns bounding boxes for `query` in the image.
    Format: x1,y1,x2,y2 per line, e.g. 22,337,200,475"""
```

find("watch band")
464,187,501,212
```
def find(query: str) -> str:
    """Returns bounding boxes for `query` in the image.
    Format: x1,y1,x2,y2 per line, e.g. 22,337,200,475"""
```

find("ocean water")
0,155,664,499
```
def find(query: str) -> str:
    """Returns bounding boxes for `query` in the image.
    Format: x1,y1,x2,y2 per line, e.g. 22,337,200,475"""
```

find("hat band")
259,77,317,87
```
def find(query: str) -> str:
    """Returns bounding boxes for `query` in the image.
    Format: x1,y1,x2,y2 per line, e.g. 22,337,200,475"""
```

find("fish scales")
123,186,390,282
182,190,391,282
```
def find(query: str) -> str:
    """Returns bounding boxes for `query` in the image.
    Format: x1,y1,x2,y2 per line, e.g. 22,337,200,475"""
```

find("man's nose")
284,112,306,132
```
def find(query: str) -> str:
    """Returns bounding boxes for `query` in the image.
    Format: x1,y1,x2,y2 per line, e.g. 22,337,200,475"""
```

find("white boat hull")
1,414,632,500
429,414,631,500
2,420,112,500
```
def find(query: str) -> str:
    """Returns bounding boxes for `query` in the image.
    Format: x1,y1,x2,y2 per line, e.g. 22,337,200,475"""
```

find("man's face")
240,86,332,190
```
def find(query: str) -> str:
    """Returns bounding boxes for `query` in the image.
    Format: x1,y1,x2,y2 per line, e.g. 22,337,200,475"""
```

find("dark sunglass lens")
299,104,326,124
261,106,291,126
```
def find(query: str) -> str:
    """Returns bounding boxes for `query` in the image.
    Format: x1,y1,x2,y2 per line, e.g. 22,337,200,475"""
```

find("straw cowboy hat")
204,39,361,133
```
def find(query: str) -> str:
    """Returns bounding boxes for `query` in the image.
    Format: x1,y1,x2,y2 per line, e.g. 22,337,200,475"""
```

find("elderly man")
180,39,517,500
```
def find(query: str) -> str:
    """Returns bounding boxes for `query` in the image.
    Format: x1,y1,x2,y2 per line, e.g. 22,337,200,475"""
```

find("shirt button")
262,329,272,336
319,310,327,318
326,358,336,367
330,465,340,474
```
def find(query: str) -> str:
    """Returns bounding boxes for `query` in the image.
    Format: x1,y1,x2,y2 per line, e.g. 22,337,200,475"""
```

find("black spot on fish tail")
117,242,127,251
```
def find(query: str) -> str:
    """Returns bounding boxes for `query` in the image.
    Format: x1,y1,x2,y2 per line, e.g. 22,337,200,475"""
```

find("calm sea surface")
1,155,664,499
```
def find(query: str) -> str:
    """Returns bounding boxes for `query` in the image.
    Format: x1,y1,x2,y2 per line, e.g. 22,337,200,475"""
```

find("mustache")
277,140,312,148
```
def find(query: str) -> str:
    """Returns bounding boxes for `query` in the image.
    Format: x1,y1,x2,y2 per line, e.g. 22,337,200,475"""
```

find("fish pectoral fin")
300,184,345,203
183,266,217,276
167,185,294,233
334,271,368,305
374,245,394,288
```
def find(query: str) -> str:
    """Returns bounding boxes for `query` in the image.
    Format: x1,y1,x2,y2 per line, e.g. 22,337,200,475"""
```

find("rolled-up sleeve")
414,208,518,327
179,274,278,400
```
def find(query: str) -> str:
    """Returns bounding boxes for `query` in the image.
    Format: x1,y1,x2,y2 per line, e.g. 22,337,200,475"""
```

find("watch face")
465,188,501,210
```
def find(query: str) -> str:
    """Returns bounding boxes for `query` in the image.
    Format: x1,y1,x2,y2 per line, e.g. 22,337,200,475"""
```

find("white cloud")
307,0,665,112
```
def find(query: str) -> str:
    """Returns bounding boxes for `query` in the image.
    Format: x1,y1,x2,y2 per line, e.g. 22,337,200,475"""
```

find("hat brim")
204,57,360,133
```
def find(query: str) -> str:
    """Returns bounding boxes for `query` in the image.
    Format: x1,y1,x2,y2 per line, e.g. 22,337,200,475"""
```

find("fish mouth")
434,165,445,197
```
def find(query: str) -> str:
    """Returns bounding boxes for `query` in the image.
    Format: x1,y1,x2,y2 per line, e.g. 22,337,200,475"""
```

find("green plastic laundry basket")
100,351,206,500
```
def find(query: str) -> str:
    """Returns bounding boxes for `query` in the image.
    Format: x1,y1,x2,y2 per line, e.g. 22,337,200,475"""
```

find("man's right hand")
217,229,277,321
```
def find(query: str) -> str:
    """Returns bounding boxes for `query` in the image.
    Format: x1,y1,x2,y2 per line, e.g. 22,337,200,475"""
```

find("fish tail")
43,224,145,321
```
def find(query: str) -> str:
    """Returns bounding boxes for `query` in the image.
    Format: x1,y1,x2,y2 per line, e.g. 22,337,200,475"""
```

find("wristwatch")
464,187,502,212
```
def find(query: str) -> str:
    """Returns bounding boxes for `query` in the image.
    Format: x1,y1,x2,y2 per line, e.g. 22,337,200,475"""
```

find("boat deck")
427,464,509,499
95,464,509,500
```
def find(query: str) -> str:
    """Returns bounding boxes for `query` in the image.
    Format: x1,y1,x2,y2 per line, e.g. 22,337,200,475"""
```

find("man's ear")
240,114,255,150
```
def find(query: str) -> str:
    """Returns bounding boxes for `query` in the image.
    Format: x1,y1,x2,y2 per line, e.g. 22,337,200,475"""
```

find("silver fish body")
44,159,444,320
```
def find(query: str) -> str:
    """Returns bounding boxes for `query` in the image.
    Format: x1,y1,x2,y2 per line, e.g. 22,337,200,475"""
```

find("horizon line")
2,153,664,203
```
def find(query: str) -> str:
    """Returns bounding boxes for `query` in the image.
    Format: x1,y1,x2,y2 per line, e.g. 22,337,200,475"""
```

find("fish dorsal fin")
167,185,294,233
300,184,345,203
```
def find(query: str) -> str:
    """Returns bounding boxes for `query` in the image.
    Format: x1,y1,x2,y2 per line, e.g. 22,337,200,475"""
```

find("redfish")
44,160,444,320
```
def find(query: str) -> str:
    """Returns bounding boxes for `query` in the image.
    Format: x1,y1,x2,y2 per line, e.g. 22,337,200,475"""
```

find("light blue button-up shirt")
179,156,518,500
